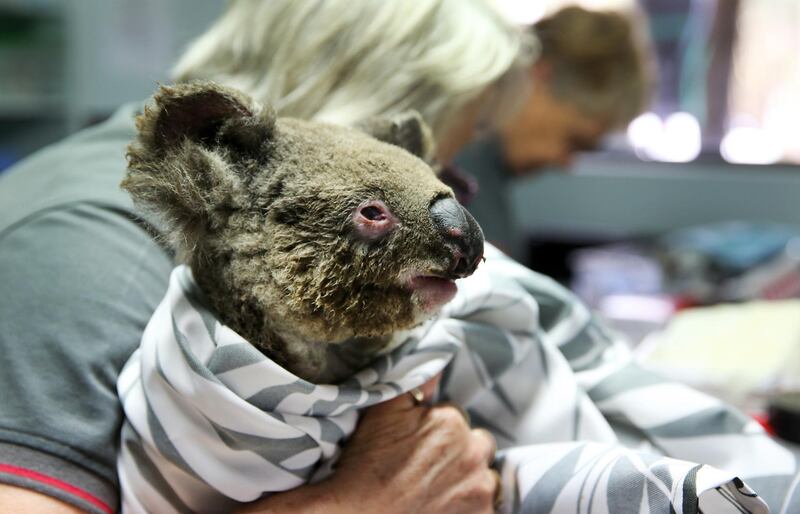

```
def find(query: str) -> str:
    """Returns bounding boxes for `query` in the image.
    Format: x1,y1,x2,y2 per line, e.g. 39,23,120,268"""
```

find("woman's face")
500,79,609,174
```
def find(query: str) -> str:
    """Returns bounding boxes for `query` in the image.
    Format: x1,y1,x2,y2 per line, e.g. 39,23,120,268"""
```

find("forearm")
234,479,348,514
0,484,86,514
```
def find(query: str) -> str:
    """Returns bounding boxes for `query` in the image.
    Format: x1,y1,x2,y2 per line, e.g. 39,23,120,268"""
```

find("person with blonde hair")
173,0,529,161
0,1,793,512
0,2,528,512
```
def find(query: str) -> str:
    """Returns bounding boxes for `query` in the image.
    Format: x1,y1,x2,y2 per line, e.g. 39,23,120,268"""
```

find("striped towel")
117,244,797,513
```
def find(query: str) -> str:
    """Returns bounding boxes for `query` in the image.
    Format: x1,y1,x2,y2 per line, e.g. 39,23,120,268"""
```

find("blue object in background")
0,151,17,174
662,222,799,272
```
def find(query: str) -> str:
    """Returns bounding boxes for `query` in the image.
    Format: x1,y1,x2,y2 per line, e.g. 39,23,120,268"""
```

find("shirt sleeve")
0,202,173,513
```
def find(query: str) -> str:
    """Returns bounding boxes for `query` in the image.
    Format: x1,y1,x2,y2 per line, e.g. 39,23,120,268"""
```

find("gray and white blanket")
118,244,798,513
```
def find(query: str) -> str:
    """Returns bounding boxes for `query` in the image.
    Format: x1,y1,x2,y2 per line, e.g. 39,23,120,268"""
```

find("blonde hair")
534,6,650,127
173,0,531,141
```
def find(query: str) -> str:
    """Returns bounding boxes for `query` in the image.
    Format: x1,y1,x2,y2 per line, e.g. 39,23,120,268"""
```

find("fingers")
407,373,442,407
408,387,425,406
470,429,501,510
471,428,497,465
400,397,495,465
364,374,443,417
391,373,443,410
439,401,470,424
470,427,501,510
490,468,503,510
418,373,442,400
468,467,502,513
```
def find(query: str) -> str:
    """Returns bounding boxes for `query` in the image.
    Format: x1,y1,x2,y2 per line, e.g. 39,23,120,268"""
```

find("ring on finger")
473,428,497,465
408,387,425,406
440,402,470,424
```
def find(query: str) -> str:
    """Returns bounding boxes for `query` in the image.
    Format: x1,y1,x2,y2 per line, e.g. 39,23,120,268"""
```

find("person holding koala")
0,1,796,513
0,2,525,513
111,86,777,514
116,81,498,513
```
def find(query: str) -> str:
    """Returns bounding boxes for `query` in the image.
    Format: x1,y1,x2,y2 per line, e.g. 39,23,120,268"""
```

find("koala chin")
123,81,484,383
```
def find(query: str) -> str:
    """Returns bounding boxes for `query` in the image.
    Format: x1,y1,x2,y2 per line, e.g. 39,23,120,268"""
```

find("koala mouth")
407,274,458,312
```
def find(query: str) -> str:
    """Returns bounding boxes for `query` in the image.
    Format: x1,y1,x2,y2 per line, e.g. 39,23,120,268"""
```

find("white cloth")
118,245,796,513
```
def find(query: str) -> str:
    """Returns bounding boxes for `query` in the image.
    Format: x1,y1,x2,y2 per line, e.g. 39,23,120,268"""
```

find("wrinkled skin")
235,376,499,514
123,82,483,382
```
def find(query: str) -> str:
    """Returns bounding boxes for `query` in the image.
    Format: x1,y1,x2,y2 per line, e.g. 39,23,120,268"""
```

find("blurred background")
0,0,223,167
1,0,799,421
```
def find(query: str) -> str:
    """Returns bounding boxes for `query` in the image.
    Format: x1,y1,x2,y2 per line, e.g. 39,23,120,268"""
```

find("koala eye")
360,205,386,221
353,200,397,241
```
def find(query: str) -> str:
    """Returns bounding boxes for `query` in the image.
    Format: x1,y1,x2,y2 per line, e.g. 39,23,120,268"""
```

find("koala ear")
136,81,276,157
356,111,435,162
124,82,277,262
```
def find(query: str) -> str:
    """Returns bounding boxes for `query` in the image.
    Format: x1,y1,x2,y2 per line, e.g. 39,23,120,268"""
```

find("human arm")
1,397,497,514
0,485,87,514
0,203,174,513
236,379,499,514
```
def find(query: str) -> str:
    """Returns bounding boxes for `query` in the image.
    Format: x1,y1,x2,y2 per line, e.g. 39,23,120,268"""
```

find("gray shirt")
0,103,173,513
0,110,514,514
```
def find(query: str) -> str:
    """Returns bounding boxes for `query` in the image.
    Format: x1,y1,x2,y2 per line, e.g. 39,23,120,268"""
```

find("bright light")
763,92,799,161
720,127,783,165
660,112,702,162
626,111,702,163
492,0,636,25
575,0,636,10
599,294,675,324
627,112,662,155
491,0,548,25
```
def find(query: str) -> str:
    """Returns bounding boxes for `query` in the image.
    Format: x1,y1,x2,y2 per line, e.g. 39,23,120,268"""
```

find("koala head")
123,82,483,381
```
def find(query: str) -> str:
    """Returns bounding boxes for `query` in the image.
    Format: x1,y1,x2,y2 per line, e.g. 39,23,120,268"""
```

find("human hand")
237,376,499,514
327,376,500,514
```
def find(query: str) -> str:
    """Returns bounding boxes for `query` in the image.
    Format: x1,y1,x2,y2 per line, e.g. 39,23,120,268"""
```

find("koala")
123,82,484,384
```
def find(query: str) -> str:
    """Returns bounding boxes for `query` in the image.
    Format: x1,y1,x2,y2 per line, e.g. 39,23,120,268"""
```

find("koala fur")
123,82,482,383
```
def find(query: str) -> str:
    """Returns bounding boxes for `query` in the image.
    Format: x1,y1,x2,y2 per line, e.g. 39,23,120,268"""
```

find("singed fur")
123,82,464,383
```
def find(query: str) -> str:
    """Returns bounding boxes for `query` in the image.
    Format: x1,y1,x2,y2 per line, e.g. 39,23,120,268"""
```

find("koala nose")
429,197,484,279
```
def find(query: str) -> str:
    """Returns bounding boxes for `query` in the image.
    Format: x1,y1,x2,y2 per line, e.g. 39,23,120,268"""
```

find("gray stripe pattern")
117,244,795,513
